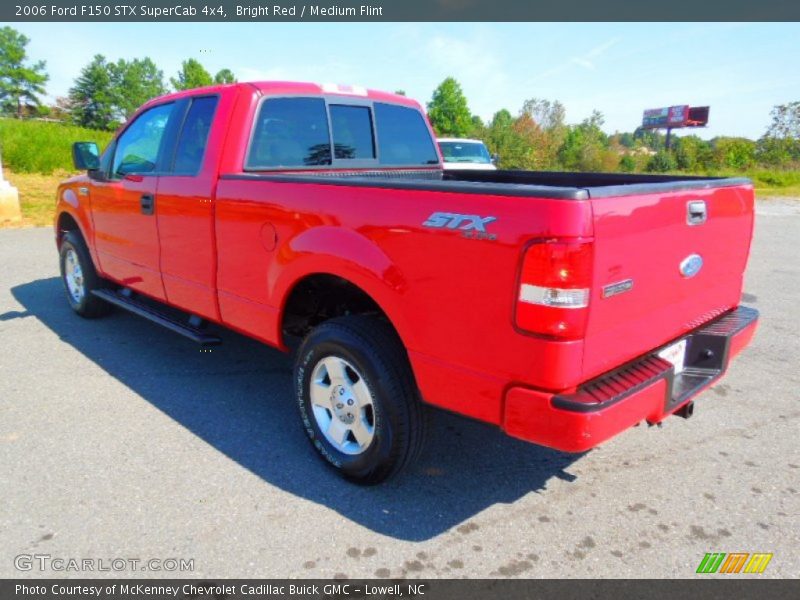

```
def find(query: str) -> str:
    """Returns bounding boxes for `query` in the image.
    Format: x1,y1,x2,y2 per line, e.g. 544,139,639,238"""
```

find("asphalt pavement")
0,199,798,578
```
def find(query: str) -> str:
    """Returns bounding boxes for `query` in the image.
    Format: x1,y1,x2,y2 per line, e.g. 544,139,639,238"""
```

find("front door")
91,102,176,301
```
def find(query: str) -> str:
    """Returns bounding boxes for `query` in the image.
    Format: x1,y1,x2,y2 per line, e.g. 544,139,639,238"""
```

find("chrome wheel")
64,248,85,304
309,356,376,455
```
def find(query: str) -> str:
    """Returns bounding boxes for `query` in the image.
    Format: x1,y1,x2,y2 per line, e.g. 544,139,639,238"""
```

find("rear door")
582,183,755,380
91,102,177,300
156,95,223,321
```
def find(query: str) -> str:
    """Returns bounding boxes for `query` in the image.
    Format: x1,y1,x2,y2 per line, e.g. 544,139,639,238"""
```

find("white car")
437,138,497,170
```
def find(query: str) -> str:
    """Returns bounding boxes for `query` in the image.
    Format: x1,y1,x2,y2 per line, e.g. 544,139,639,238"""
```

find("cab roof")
145,81,421,109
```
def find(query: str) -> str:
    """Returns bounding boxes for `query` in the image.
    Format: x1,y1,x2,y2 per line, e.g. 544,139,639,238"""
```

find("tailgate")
582,182,754,381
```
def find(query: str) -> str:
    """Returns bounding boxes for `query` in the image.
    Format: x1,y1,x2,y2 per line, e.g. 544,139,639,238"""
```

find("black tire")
294,315,426,484
59,231,112,318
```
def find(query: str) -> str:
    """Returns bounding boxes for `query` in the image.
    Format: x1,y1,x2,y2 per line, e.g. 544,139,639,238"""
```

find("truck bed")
223,169,751,200
445,169,752,199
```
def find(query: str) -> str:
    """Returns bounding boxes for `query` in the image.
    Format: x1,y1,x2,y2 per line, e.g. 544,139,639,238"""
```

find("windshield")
438,141,492,164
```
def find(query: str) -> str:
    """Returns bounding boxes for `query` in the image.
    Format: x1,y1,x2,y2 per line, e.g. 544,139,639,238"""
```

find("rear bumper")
503,306,759,452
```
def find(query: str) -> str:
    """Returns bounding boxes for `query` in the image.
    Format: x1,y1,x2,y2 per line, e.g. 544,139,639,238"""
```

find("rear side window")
247,98,331,168
173,96,218,174
330,104,375,159
374,103,439,166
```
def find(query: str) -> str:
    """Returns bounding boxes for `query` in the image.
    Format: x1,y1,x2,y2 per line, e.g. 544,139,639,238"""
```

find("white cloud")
534,36,621,80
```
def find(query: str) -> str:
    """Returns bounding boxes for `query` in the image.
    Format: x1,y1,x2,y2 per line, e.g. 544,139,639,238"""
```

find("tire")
59,230,112,318
294,315,426,484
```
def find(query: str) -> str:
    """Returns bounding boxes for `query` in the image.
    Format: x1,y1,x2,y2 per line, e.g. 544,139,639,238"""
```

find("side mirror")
491,153,500,164
72,142,100,171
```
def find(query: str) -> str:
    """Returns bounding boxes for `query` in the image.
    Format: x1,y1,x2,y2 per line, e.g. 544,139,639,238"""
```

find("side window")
98,141,115,177
112,103,174,177
330,105,375,160
247,98,331,169
374,103,439,166
173,96,218,175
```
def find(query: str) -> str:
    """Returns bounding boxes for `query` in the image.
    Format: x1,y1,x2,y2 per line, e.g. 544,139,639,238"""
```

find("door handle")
686,200,707,225
140,194,155,215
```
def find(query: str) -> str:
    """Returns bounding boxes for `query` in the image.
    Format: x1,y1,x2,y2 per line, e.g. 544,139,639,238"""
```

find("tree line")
426,77,800,172
0,26,236,131
1,26,798,172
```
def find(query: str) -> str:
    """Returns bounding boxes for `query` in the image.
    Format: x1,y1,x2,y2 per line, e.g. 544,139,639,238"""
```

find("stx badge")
423,212,497,240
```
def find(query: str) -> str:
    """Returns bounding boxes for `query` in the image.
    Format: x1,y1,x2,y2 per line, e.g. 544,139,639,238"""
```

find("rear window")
246,97,438,169
374,103,439,166
247,97,331,168
330,104,375,159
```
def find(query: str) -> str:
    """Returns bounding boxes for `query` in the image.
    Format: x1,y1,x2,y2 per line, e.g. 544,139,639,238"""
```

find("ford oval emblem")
680,254,703,278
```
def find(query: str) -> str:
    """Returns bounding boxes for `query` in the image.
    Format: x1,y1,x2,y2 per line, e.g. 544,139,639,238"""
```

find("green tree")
519,98,567,168
171,59,213,91
213,68,236,85
675,135,700,171
521,98,566,131
0,26,48,117
713,137,756,170
633,127,664,151
469,114,485,138
619,154,636,172
618,132,636,148
646,150,677,173
426,77,472,137
485,109,525,168
68,55,118,130
757,101,800,166
558,111,610,171
111,57,166,120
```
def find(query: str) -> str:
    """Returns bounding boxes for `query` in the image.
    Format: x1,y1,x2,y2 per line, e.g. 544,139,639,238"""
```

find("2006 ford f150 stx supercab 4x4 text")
57,82,758,483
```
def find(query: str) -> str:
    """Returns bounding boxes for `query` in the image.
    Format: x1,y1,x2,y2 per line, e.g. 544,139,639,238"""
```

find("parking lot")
1,199,798,578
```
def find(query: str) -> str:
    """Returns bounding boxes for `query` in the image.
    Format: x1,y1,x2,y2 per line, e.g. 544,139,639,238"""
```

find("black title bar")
2,579,800,600
4,0,800,22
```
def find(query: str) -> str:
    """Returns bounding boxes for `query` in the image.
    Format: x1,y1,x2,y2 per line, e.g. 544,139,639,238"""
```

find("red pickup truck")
57,82,758,483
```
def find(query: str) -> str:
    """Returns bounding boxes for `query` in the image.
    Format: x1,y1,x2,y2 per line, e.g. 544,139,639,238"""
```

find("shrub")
646,150,677,173
0,118,113,174
619,154,636,172
751,169,800,188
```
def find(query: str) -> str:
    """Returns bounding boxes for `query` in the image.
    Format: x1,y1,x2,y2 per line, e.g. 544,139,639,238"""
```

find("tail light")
516,239,594,339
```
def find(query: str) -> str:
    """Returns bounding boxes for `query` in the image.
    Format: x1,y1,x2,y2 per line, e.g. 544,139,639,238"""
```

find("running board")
91,289,222,346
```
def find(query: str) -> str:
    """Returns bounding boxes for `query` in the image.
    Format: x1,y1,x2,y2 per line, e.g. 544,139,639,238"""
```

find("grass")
1,169,74,228
0,118,113,174
747,169,800,197
0,118,110,227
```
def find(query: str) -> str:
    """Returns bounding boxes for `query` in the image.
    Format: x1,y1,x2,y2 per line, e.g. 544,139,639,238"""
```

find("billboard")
642,105,709,129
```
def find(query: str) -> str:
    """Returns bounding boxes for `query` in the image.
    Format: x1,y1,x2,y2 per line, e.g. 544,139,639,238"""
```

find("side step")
92,289,222,346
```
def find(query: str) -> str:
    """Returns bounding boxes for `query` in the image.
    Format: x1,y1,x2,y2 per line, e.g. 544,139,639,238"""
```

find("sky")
11,22,800,140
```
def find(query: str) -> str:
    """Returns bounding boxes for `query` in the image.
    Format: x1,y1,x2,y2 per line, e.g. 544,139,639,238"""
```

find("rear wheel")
59,231,112,318
294,315,426,484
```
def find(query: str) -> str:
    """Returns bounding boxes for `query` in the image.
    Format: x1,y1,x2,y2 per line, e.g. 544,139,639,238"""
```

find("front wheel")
59,231,112,318
294,316,426,484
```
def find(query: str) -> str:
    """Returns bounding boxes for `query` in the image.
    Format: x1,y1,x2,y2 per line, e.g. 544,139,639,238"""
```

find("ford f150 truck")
57,81,758,483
